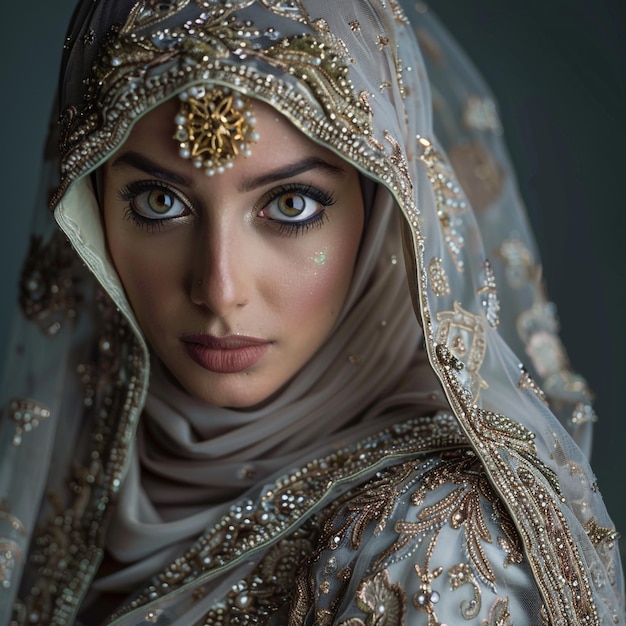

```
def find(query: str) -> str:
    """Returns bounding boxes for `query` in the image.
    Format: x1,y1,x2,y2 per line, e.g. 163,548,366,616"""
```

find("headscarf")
0,1,622,624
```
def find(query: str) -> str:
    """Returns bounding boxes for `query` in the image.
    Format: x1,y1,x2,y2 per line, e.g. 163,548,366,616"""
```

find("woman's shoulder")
284,448,545,624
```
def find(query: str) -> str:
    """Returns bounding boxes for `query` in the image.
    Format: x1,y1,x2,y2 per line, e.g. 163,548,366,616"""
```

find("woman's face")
102,98,364,408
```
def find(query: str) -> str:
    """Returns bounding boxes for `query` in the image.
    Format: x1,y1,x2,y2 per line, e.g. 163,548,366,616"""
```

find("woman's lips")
180,334,270,374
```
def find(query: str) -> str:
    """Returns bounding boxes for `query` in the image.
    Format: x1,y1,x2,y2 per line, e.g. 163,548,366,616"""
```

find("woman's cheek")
111,238,177,317
281,244,354,320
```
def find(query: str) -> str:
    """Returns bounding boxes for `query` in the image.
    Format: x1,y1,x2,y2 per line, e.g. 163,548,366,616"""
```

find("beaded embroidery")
15,291,144,625
19,233,81,337
16,1,615,623
432,344,600,625
53,0,385,207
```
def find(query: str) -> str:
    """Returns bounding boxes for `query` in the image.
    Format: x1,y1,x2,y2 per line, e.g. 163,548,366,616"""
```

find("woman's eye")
132,188,188,219
262,189,331,223
118,182,191,222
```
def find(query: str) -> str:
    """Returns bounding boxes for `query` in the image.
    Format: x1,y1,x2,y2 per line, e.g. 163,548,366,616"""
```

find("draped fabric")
0,1,622,624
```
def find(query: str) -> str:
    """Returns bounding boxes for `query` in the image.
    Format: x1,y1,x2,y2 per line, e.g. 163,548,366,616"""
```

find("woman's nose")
189,225,250,315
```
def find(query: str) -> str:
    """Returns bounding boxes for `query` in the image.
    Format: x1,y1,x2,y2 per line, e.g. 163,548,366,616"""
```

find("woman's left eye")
259,186,335,227
267,192,320,221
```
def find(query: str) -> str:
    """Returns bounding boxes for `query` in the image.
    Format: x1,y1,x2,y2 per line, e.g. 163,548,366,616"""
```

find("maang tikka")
173,85,259,176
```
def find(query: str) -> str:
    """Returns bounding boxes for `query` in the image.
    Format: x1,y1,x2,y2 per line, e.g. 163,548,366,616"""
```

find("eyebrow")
110,151,346,191
238,156,347,192
110,151,192,186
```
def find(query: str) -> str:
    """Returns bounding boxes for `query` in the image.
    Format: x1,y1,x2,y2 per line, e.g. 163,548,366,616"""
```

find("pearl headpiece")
173,85,259,176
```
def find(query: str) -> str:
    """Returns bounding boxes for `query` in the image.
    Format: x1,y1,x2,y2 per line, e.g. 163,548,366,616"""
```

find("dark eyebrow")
110,151,192,186
109,151,346,190
239,156,346,192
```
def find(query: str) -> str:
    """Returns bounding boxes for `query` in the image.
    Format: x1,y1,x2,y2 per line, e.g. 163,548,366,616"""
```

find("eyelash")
260,183,335,237
118,181,191,233
117,181,336,236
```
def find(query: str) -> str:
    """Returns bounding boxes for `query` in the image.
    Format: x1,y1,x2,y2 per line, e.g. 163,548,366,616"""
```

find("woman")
0,0,623,624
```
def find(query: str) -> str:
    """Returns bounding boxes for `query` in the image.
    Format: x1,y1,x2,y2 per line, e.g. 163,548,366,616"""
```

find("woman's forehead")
107,96,354,187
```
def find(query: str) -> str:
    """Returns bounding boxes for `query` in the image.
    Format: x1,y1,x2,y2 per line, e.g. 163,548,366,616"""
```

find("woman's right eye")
118,182,191,221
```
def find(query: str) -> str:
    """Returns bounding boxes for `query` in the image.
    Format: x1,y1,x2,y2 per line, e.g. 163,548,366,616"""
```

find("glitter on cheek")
312,250,327,265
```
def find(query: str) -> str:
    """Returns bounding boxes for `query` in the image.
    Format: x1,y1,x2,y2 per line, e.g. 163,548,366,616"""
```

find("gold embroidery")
412,532,443,625
497,529,524,568
20,233,81,336
286,436,539,624
463,96,502,133
55,2,377,205
111,415,468,620
436,302,487,400
428,257,451,296
199,529,316,624
498,238,537,289
418,137,467,271
448,141,504,213
388,0,410,25
483,596,512,626
517,302,596,419
448,562,481,619
18,292,145,625
584,519,619,548
394,450,512,587
339,461,417,549
337,569,406,626
434,344,599,625
518,365,549,407
477,259,500,328
523,327,568,380
384,130,413,196
571,402,598,426
377,35,391,49
122,0,191,34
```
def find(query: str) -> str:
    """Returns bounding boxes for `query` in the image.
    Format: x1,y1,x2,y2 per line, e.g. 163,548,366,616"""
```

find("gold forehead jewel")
173,85,259,176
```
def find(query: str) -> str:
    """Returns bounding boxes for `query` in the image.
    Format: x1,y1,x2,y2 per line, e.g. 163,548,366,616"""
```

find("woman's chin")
159,361,289,411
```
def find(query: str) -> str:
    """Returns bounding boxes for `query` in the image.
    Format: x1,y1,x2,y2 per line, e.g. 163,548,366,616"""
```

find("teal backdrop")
1,0,624,566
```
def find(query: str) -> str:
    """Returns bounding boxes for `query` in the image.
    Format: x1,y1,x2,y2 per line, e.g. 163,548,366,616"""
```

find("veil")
0,1,622,623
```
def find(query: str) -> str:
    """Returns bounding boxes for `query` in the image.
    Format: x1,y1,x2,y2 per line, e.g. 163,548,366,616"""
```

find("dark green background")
1,1,624,564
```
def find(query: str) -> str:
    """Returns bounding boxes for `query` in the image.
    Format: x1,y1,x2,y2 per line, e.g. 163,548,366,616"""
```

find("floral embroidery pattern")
448,562,481,619
55,0,377,204
433,344,599,624
483,596,512,626
337,570,406,626
386,450,523,585
436,302,488,400
428,257,451,297
417,136,468,271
